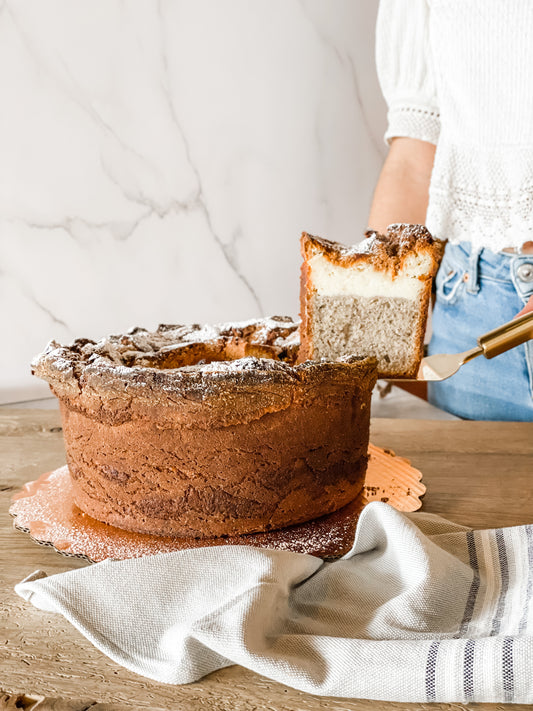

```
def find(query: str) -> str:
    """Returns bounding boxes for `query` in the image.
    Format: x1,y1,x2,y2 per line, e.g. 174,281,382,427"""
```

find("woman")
368,0,533,421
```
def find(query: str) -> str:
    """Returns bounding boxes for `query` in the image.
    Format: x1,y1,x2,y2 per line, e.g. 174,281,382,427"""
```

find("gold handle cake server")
399,311,533,382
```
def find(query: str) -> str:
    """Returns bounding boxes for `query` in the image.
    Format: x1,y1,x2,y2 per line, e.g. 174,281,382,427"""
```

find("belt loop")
466,247,481,294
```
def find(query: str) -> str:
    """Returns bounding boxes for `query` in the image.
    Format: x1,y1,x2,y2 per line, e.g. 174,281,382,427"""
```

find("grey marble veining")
0,0,386,403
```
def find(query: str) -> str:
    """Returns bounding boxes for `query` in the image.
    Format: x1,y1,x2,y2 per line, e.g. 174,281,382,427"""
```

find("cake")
32,317,377,538
299,224,444,378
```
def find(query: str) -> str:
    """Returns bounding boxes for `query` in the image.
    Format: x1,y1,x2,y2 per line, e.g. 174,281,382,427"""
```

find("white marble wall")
0,0,387,403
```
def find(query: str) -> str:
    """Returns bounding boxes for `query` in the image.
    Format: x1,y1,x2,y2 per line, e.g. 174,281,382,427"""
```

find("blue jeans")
428,242,533,421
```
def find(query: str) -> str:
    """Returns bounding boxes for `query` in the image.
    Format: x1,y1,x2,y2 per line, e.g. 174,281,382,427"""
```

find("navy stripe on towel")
425,640,440,702
463,639,475,702
458,530,480,636
491,528,510,636
502,636,514,702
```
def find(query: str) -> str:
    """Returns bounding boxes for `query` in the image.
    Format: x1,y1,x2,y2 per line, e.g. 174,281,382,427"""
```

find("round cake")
31,316,377,538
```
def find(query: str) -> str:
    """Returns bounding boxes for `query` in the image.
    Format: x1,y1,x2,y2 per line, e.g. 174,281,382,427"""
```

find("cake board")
10,444,425,562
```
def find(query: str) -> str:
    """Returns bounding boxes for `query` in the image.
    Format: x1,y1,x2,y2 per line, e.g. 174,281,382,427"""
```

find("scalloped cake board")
10,444,425,562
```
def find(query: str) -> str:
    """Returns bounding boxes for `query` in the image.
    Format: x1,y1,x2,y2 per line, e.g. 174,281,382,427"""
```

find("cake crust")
32,317,300,422
301,224,444,276
33,317,377,538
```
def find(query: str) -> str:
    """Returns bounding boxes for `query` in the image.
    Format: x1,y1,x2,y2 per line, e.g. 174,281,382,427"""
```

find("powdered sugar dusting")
31,316,303,400
306,224,441,262
10,467,362,561
341,233,378,256
182,356,293,375
10,446,424,563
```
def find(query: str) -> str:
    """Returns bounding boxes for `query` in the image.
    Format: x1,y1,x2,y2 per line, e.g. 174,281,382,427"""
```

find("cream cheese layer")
308,253,431,300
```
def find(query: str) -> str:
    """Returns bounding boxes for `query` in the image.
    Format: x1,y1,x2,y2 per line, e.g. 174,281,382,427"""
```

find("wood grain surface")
1,409,533,710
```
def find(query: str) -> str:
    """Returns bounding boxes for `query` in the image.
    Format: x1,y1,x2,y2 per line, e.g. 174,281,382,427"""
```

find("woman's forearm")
368,137,436,232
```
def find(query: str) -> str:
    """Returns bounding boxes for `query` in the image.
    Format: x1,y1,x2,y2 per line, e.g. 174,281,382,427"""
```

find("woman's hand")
517,295,533,317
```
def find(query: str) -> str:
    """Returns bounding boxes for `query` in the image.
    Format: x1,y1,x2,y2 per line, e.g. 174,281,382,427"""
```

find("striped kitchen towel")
15,502,533,703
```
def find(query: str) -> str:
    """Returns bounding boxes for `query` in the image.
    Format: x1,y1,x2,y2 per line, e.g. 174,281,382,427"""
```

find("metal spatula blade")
395,311,533,382
410,346,482,381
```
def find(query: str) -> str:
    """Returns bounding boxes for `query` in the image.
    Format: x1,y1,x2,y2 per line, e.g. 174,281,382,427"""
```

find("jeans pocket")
436,263,465,305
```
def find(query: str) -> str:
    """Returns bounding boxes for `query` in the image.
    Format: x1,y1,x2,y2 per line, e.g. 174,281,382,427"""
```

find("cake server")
398,311,533,382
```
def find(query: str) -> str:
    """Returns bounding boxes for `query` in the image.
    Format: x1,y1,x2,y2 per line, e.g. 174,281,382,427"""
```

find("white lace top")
376,0,533,253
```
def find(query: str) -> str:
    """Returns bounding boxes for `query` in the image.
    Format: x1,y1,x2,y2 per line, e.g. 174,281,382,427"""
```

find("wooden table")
1,409,532,711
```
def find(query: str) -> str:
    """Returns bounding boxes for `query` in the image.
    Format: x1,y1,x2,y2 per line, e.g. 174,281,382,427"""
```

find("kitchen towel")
15,502,533,703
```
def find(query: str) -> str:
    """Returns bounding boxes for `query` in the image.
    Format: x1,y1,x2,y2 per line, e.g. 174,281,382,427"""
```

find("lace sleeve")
376,0,440,146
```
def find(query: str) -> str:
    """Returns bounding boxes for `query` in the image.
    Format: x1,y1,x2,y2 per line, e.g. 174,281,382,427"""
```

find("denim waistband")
444,242,533,300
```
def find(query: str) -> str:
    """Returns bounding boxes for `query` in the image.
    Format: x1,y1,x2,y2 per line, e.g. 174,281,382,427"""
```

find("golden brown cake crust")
299,225,445,376
301,223,444,277
32,318,378,538
32,317,300,424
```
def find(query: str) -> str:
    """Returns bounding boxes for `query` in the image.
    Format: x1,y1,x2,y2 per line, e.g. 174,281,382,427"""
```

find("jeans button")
516,263,533,282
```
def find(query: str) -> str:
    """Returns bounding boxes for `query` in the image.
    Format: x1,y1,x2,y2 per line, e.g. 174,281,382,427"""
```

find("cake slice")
299,224,444,378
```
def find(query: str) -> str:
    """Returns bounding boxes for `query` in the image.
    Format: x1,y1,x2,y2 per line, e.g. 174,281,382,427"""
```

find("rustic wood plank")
2,409,533,710
370,418,533,455
369,419,533,528
0,692,159,710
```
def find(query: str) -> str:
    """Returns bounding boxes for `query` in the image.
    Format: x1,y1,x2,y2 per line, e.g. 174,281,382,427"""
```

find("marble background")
0,0,387,404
